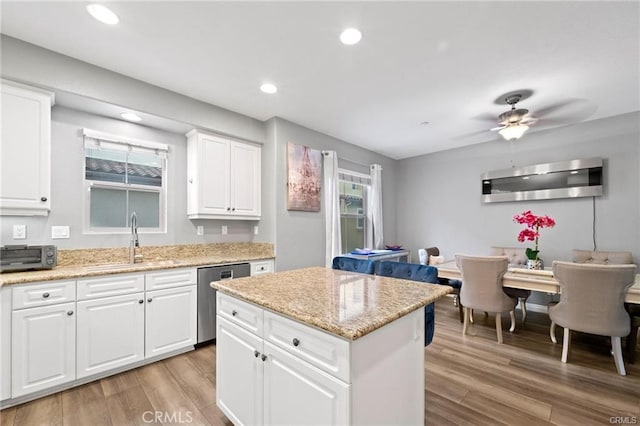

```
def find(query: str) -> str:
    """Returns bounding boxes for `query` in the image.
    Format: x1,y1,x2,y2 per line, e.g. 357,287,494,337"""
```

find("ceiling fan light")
499,124,529,141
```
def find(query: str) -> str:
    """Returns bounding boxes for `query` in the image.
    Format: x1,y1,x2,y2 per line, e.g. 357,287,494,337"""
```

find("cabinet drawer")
77,273,145,300
146,268,196,291
264,311,350,382
12,280,76,309
251,260,273,276
217,292,263,337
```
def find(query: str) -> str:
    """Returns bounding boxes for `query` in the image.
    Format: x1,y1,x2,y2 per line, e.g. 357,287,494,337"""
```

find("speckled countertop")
212,266,452,340
0,243,273,286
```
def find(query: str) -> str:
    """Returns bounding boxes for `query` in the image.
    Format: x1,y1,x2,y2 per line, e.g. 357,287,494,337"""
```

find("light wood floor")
1,298,639,426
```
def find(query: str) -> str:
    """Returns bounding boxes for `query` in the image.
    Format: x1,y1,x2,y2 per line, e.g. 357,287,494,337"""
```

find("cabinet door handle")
40,196,48,202
231,310,238,316
139,299,144,304
42,292,50,298
261,354,267,361
232,207,236,211
67,310,74,316
227,207,231,211
292,338,300,347
254,350,260,358
147,298,153,303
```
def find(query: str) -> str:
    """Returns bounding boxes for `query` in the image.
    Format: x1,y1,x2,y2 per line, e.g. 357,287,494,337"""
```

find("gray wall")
0,106,256,248
396,112,640,264
271,118,398,271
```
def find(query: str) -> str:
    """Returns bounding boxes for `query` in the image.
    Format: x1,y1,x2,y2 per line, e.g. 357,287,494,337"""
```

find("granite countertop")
212,266,452,340
0,243,274,286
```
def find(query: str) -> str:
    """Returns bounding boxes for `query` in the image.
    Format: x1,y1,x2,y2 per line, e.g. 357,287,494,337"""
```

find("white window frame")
82,129,168,235
338,168,371,250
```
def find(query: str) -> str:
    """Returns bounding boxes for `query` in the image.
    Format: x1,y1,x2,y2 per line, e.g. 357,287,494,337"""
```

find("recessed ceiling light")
86,4,119,25
340,28,362,45
121,113,142,122
260,83,278,94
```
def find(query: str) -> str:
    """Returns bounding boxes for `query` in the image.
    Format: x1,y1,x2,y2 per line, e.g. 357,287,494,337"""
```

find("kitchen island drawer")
263,310,350,382
77,273,145,300
12,280,76,309
217,292,263,336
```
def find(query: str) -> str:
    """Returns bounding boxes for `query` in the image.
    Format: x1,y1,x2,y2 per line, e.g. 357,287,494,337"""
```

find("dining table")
436,260,640,304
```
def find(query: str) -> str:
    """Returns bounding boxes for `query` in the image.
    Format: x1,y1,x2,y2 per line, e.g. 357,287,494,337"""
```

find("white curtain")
323,151,342,267
366,164,384,249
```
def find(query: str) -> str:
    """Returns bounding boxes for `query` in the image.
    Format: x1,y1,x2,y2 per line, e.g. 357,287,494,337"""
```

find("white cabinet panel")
0,287,11,401
76,292,145,379
264,310,350,382
216,316,264,426
187,130,261,219
12,280,76,309
11,302,76,397
77,273,144,300
217,292,263,336
263,341,349,426
0,80,54,216
230,141,261,217
145,268,196,291
250,260,274,276
145,285,196,358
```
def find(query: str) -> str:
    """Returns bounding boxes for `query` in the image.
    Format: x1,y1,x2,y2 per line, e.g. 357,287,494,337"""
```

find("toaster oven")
0,245,57,272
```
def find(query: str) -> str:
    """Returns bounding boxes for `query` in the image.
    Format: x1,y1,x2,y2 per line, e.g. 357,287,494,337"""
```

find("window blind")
338,168,371,186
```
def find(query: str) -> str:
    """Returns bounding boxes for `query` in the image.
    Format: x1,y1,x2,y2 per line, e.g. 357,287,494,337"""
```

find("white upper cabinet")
0,80,54,216
187,130,261,220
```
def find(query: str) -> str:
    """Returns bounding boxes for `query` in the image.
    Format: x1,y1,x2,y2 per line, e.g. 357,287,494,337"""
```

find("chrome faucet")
130,211,140,264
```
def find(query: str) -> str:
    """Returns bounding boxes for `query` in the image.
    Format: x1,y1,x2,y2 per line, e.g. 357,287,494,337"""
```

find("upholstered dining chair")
572,249,633,265
455,254,517,344
490,247,532,322
424,247,463,322
375,261,439,346
550,249,634,344
331,256,376,274
548,261,637,376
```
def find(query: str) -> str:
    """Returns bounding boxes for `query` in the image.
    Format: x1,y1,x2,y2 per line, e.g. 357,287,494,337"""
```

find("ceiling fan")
471,91,594,142
490,94,536,141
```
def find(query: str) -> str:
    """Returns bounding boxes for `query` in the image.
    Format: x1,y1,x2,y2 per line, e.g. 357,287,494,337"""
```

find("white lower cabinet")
216,294,350,425
76,292,145,379
12,302,76,397
263,341,349,426
3,268,198,405
145,285,197,358
216,292,425,426
217,316,264,426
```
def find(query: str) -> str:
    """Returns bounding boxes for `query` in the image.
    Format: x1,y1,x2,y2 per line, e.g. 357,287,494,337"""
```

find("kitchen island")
212,266,452,425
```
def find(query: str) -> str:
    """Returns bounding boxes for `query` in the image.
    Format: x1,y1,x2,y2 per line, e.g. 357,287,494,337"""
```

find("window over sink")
82,129,168,233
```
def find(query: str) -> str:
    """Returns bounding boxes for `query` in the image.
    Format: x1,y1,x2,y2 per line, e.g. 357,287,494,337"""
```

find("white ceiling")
1,1,638,160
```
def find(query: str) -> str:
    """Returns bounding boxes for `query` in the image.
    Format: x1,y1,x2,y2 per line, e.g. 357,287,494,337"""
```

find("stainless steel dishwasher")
197,263,250,344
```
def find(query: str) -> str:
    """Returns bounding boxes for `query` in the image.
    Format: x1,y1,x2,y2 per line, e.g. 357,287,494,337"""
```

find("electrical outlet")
13,225,26,239
254,225,259,235
196,225,204,236
221,225,228,235
51,226,70,239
